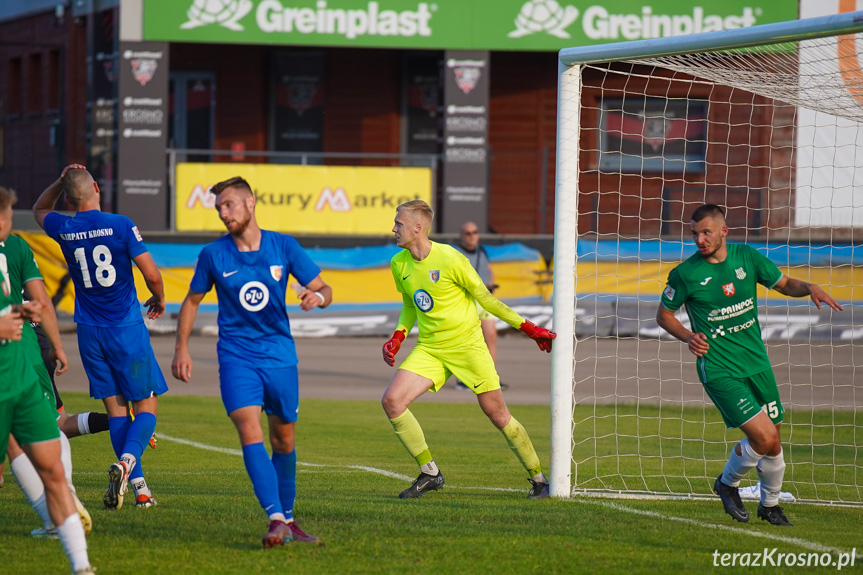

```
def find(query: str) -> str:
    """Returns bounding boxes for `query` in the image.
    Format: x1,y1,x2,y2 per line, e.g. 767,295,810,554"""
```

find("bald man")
453,221,506,390
34,164,168,510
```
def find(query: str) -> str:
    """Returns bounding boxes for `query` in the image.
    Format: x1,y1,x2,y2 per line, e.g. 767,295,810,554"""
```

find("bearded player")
656,204,843,526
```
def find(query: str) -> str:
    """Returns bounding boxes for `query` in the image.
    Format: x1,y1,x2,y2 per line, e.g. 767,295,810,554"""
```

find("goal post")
551,11,863,503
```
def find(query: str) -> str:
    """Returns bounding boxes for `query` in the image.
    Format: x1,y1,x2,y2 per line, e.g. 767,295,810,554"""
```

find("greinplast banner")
176,163,432,233
143,1,797,51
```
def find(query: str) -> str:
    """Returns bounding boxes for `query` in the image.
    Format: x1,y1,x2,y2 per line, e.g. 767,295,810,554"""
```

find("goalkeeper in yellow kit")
381,200,556,499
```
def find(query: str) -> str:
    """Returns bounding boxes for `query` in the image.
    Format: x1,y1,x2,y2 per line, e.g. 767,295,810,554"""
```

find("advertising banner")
143,0,797,52
272,51,326,155
442,51,489,233
176,162,432,234
117,41,170,229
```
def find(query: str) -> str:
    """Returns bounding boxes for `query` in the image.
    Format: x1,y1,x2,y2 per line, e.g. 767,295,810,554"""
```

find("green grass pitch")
2,393,860,574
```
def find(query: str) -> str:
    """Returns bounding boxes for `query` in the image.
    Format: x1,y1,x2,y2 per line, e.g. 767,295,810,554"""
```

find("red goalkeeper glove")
519,320,556,353
382,330,406,366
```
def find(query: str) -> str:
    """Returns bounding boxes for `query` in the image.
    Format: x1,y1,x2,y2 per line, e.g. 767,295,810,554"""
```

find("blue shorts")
77,323,169,401
218,361,299,423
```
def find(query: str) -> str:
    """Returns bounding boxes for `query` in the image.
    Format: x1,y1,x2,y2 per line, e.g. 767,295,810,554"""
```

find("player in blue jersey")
34,165,168,511
171,176,332,548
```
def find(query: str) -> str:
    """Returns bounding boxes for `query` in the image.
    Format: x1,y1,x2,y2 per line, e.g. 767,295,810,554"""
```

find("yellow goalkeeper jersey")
390,241,523,346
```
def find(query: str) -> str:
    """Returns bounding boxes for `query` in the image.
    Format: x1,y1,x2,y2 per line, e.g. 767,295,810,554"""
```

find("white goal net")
550,12,863,504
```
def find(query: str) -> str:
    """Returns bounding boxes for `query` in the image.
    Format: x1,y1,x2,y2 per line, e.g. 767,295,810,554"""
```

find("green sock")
500,416,542,477
389,409,432,466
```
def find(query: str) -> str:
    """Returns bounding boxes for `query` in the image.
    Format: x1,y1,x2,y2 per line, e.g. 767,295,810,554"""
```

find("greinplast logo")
181,0,434,39
509,0,761,41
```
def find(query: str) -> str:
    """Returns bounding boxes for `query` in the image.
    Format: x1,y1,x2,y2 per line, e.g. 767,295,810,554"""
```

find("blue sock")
108,416,146,483
108,416,131,459
124,411,156,462
272,450,297,520
242,443,282,516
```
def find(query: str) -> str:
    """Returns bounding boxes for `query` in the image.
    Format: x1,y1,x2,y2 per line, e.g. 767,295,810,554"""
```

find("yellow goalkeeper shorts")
399,337,501,394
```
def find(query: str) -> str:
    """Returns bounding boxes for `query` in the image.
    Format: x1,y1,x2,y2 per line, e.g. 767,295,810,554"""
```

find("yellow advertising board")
175,163,432,234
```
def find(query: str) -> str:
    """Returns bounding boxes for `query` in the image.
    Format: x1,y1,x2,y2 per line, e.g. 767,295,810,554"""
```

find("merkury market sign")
143,0,796,51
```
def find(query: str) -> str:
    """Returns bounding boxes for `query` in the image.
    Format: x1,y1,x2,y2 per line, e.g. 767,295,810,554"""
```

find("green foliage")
2,394,860,574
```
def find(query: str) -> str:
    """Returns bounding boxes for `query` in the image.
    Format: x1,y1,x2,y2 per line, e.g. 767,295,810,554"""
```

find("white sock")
10,453,52,528
57,512,90,571
756,450,786,507
77,413,90,435
120,453,137,475
268,512,287,523
131,477,152,498
59,431,75,494
420,461,439,476
721,437,763,488
531,471,547,484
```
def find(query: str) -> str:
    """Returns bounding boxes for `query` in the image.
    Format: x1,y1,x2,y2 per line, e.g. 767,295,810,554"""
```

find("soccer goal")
550,11,863,505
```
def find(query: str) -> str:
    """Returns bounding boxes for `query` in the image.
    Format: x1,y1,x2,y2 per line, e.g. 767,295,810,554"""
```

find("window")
8,57,22,114
28,53,43,113
47,49,60,110
599,97,707,173
0,98,4,168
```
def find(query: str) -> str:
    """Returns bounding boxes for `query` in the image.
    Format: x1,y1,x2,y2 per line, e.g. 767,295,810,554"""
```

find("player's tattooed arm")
772,275,844,311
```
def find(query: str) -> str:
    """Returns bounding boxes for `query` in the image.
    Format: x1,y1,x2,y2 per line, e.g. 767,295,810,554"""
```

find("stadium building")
1,0,798,239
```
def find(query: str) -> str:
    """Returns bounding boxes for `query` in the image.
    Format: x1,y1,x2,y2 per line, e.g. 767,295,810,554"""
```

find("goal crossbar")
559,11,863,66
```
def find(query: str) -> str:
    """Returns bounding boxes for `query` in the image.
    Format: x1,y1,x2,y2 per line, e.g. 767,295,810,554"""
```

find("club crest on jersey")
722,282,736,297
270,265,283,281
735,267,747,280
429,270,440,283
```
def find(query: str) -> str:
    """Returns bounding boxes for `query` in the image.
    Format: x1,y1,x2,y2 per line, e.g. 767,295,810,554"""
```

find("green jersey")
0,236,39,401
661,243,783,382
390,241,523,346
0,235,43,364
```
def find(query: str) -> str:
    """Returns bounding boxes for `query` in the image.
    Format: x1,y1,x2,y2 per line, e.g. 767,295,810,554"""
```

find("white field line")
146,434,846,555
578,499,843,555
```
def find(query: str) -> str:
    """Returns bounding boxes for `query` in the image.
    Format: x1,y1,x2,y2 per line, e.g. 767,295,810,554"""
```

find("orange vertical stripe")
837,0,863,107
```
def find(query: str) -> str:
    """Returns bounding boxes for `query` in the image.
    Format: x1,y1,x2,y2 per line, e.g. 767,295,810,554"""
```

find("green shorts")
475,299,494,321
33,361,58,415
400,337,501,394
0,380,61,464
702,369,784,429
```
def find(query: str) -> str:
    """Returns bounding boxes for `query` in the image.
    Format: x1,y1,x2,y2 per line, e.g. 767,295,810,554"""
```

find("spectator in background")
453,221,506,390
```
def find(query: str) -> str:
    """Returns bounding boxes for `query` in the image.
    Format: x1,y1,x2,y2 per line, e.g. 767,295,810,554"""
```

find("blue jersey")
44,210,147,327
190,230,321,366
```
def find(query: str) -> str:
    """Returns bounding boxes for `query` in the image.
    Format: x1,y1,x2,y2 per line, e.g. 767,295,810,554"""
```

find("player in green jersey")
381,200,556,499
0,186,93,574
656,204,843,527
1,232,93,537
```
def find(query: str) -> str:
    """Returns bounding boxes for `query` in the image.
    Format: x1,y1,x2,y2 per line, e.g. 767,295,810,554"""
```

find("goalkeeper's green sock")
500,416,543,477
389,409,435,469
